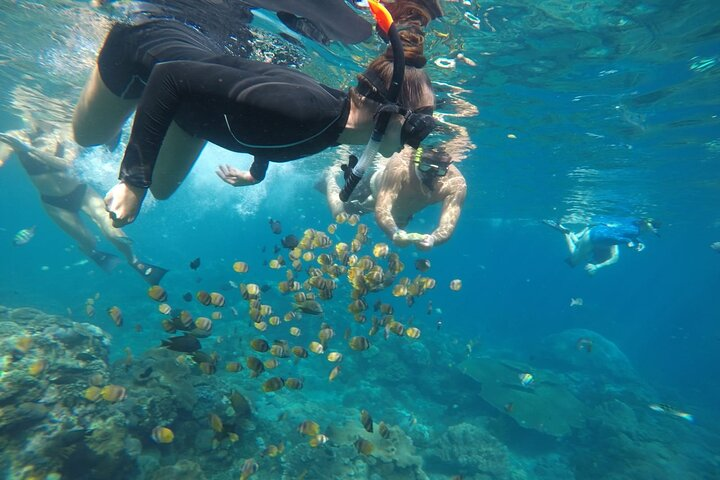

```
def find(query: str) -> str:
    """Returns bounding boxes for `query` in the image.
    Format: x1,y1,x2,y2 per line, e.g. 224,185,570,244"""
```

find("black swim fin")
131,260,168,285
89,250,122,273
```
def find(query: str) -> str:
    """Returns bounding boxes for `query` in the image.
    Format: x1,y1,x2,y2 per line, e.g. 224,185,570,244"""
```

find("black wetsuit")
98,20,350,188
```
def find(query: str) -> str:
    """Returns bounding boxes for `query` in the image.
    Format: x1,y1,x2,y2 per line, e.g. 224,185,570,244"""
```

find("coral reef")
458,356,586,437
533,329,638,382
281,421,429,479
0,305,138,479
425,422,511,480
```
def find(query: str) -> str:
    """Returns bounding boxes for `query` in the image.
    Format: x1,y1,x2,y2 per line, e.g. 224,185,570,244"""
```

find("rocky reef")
0,305,137,479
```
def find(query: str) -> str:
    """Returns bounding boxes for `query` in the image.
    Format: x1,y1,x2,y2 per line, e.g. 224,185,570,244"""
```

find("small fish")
378,421,391,439
196,290,211,306
711,241,720,252
570,297,584,307
233,261,249,273
298,420,321,436
250,339,269,352
576,337,593,352
148,285,168,302
328,365,341,381
100,385,127,402
327,351,343,362
269,218,282,234
309,434,329,447
518,373,534,387
405,327,421,339
354,438,374,455
225,361,242,372
309,341,324,355
189,257,201,270
161,335,201,353
436,320,442,330
281,234,299,249
13,226,36,246
649,403,694,422
349,336,370,351
449,279,462,291
284,377,304,390
209,413,224,433
107,306,123,327
151,426,174,444
28,359,47,376
414,258,431,272
209,292,225,307
360,409,373,433
182,292,193,302
240,458,259,480
293,300,323,315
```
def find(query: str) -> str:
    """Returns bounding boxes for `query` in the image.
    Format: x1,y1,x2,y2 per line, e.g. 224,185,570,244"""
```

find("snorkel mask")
413,146,451,190
340,0,435,201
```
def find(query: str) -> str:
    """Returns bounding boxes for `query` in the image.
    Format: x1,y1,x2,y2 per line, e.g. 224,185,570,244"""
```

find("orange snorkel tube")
339,0,405,202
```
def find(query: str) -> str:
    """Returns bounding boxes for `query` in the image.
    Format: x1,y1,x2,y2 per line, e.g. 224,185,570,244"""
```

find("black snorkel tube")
340,0,404,202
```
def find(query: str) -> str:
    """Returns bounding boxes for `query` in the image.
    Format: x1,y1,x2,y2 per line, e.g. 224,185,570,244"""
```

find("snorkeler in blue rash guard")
543,217,660,275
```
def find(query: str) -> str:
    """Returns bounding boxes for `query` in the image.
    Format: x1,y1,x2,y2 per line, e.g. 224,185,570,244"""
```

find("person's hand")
392,229,412,247
216,164,256,187
104,182,146,227
416,234,435,251
0,132,31,154
584,263,598,275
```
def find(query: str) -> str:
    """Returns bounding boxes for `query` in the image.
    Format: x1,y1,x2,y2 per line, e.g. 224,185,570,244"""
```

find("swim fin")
131,260,168,285
542,219,570,235
89,250,122,273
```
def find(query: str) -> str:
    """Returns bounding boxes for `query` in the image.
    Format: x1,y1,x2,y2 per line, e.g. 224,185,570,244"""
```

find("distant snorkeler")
543,216,661,275
0,95,166,284
72,0,440,228
321,124,472,250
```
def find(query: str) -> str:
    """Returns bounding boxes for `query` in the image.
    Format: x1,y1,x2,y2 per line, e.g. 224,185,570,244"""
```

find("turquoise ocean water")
0,1,719,479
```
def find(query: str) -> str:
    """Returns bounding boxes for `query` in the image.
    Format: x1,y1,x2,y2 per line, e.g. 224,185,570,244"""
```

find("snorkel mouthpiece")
340,0,404,202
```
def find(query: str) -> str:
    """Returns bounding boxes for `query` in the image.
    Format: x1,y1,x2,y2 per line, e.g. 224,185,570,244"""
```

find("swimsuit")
98,20,350,188
40,184,88,213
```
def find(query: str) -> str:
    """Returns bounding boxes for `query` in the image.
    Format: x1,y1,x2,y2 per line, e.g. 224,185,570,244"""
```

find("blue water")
1,1,719,479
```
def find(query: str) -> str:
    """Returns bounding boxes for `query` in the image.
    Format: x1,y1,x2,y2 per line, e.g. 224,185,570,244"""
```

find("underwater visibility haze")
0,0,719,479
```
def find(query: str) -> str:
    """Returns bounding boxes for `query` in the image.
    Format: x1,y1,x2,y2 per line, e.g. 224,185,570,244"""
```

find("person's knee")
72,117,105,147
150,183,177,200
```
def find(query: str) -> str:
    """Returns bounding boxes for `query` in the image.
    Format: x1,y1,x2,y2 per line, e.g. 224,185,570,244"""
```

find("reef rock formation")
282,420,429,479
425,422,510,479
0,305,138,479
458,356,586,437
533,329,639,382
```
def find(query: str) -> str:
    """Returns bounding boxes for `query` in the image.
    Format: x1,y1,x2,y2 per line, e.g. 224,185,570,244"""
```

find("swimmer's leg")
149,122,207,200
73,66,137,147
81,186,135,263
82,186,168,283
42,201,120,272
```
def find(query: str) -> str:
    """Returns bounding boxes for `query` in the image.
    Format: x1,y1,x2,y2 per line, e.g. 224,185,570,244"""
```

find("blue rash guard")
588,217,642,247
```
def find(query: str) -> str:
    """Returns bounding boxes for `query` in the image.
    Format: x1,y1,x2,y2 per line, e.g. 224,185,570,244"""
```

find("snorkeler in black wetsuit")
73,1,438,227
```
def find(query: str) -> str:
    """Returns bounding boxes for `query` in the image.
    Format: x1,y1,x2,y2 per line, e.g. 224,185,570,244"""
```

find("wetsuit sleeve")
431,175,466,245
119,60,231,188
249,158,269,182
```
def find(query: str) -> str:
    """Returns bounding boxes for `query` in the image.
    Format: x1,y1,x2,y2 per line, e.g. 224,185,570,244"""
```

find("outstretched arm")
374,158,406,241
0,129,26,167
323,161,347,218
430,176,467,246
0,131,77,170
585,245,619,274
